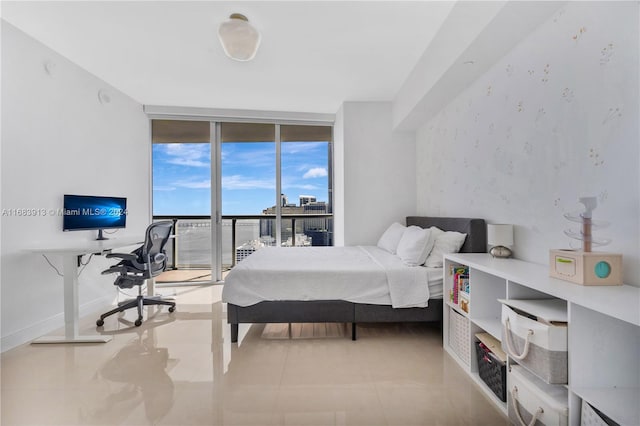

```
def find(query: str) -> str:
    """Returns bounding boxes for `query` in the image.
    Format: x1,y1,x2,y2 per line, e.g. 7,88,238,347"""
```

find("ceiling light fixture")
218,13,261,62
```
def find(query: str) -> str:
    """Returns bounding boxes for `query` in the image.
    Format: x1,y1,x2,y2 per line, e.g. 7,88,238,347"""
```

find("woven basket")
448,307,470,365
475,341,507,402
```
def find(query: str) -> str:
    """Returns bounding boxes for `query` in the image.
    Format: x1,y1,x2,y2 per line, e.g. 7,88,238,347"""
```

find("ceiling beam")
393,1,566,132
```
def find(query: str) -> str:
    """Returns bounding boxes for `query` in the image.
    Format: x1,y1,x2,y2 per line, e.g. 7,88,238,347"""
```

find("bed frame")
227,216,486,342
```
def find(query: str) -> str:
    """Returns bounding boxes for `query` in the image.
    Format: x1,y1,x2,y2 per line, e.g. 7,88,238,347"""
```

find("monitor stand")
96,229,109,241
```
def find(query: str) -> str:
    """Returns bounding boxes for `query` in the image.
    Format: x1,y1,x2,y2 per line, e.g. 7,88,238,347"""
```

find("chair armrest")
101,265,128,275
105,252,137,261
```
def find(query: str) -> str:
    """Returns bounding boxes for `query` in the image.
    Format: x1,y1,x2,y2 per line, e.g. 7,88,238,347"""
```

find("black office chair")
97,221,176,327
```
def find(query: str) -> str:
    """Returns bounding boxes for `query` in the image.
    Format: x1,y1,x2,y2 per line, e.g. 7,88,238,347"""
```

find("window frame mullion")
275,124,282,247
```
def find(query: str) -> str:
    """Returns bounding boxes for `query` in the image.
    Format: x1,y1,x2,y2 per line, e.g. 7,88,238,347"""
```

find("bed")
223,216,486,342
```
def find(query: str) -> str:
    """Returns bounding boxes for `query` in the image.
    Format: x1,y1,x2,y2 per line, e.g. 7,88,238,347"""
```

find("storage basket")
509,365,569,426
500,299,568,384
448,307,470,365
581,400,619,426
475,341,506,402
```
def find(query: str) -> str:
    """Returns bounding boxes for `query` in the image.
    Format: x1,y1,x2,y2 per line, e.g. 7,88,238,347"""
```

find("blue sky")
153,141,329,216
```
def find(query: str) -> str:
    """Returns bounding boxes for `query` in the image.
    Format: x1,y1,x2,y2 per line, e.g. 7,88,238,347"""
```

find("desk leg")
32,254,111,344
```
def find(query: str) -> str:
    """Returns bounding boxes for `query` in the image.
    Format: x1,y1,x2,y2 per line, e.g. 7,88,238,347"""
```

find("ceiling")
1,1,461,114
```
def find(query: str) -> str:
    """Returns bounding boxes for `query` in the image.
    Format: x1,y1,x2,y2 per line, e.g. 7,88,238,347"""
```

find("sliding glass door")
219,123,333,267
220,123,276,270
279,125,333,246
152,120,213,282
152,119,332,283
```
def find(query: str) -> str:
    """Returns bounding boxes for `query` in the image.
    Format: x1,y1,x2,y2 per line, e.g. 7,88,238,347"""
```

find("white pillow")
396,226,434,267
377,222,406,254
424,227,467,268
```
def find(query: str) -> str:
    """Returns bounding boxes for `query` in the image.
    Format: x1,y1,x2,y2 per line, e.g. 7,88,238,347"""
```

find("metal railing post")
292,218,296,247
231,218,237,268
171,218,178,270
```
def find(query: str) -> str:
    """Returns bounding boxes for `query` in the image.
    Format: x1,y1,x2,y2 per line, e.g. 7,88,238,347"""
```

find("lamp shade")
487,224,514,246
218,13,261,61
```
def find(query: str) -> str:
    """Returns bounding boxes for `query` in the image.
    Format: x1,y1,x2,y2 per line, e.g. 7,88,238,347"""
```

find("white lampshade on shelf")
487,224,514,258
218,13,261,61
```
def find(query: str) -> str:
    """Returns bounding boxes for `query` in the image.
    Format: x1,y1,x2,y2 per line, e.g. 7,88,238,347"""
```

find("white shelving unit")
443,253,640,426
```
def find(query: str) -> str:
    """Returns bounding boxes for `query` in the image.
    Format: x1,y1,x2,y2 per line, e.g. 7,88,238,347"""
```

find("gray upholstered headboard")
405,216,487,253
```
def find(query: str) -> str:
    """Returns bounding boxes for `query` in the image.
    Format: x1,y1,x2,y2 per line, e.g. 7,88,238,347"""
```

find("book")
452,266,469,305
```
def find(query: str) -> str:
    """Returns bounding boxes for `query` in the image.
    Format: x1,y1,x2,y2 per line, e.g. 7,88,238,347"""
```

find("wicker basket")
475,341,506,402
448,307,470,365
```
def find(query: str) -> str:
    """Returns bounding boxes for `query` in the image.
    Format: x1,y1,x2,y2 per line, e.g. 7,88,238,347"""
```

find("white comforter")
221,245,442,308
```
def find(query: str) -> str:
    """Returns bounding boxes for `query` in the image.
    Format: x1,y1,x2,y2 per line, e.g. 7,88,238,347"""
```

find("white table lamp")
487,224,514,258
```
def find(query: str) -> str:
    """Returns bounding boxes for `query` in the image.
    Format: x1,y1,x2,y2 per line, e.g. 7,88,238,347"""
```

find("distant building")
235,239,265,263
282,234,312,247
280,193,296,207
260,194,332,246
299,195,316,206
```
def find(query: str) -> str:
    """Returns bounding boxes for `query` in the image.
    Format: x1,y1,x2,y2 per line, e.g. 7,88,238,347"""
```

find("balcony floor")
157,269,212,283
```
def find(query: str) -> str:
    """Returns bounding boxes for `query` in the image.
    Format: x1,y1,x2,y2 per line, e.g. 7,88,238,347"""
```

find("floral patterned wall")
416,2,639,285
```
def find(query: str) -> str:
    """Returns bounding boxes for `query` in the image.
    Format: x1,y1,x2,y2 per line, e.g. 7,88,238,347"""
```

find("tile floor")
1,285,509,425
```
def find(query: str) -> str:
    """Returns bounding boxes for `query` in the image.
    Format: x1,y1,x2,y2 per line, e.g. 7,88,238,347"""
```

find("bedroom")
1,1,638,425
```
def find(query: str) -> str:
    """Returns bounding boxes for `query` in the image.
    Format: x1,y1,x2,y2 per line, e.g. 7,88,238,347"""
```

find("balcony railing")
153,214,333,270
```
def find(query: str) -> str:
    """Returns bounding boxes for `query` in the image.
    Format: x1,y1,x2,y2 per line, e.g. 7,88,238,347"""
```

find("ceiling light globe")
218,13,261,61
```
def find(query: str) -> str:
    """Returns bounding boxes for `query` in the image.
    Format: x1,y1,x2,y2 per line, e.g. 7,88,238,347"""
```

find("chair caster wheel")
169,306,175,313
96,319,104,327
135,319,142,327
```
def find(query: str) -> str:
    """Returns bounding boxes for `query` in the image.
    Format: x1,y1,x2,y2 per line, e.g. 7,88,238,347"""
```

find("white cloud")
167,158,209,167
153,185,176,191
303,167,327,179
222,175,274,190
281,142,326,155
175,180,211,189
222,144,275,168
164,143,210,168
284,184,318,191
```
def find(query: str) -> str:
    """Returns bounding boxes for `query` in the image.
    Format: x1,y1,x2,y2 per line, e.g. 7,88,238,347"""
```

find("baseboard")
0,295,115,352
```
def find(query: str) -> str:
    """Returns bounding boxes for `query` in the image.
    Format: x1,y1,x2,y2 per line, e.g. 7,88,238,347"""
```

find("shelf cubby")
570,304,640,426
469,268,505,341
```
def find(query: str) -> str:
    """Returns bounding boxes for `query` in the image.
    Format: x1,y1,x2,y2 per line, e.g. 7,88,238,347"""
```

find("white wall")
414,2,640,286
337,102,416,246
1,22,150,349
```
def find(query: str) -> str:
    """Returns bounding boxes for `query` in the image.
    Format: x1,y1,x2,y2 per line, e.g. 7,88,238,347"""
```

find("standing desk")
31,237,142,344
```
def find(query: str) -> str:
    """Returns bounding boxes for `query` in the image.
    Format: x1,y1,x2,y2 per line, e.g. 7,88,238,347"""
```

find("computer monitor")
63,194,127,240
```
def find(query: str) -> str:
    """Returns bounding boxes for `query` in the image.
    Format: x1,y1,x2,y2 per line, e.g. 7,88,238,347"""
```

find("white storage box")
509,365,569,426
500,299,568,384
580,400,619,426
448,307,470,365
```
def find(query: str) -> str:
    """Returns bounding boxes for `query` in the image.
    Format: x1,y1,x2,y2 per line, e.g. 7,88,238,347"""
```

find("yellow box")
549,249,622,286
